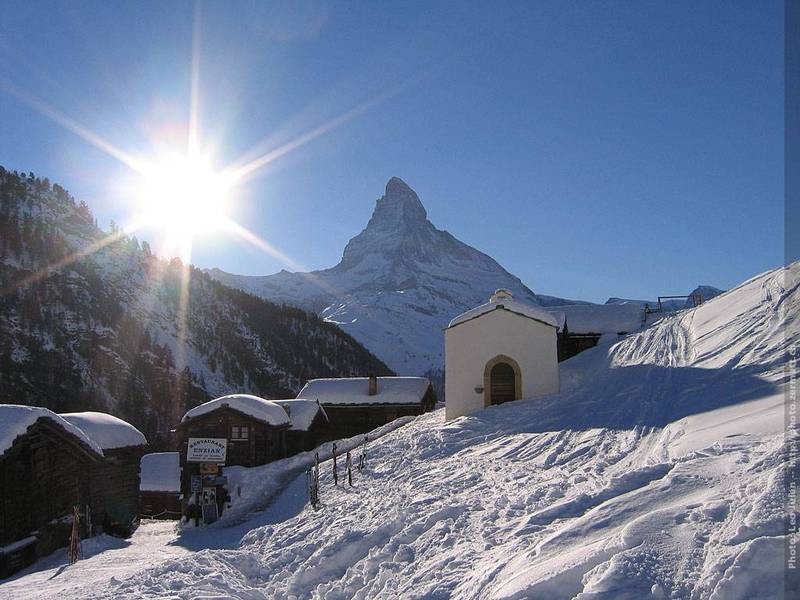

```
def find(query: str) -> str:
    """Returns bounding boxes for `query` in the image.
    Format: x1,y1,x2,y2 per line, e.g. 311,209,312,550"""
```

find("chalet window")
230,425,249,440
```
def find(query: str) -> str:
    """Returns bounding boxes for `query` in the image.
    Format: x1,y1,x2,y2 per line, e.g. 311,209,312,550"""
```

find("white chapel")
444,289,559,420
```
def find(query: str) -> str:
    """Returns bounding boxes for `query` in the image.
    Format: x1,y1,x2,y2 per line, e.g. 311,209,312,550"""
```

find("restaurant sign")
187,438,227,463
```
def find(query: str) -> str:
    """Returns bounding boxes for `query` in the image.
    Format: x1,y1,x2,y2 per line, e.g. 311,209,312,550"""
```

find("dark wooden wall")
557,332,602,362
319,385,438,441
285,413,329,456
89,447,145,536
178,407,287,468
0,420,145,577
0,421,101,575
177,407,288,502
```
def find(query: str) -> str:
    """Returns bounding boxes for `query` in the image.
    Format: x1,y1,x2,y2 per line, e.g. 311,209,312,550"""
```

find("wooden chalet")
176,394,290,522
297,376,437,440
61,412,148,536
139,452,181,520
276,399,329,455
0,406,147,577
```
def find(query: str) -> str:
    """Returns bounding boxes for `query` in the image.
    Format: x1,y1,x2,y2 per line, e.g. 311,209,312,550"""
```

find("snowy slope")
209,178,584,376
23,262,790,600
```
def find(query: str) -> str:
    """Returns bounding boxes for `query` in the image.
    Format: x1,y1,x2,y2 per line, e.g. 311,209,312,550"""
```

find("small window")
231,425,249,440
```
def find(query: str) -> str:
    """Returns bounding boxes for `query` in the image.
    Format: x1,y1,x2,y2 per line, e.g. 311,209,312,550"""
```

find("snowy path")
2,474,313,600
0,521,188,599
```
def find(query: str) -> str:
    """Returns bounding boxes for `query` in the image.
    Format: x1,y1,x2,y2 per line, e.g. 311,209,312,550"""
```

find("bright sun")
138,153,233,244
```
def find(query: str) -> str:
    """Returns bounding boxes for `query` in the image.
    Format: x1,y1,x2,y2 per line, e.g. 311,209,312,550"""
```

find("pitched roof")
448,297,559,329
546,303,644,335
0,405,104,457
276,399,328,431
61,411,147,450
181,394,290,427
298,377,431,406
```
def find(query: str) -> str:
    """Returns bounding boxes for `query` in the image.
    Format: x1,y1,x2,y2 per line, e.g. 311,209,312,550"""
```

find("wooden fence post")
68,505,81,565
332,443,338,485
358,435,368,471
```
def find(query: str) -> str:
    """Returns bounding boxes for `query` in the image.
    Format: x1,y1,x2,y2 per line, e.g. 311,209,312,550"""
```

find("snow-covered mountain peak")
208,178,581,375
339,177,471,280
355,176,429,244
375,176,428,225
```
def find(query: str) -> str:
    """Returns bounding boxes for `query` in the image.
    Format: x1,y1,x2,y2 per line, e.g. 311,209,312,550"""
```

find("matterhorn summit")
209,178,560,376
366,177,428,230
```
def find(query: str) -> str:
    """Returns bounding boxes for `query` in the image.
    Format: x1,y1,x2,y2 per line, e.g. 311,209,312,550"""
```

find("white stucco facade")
445,293,559,421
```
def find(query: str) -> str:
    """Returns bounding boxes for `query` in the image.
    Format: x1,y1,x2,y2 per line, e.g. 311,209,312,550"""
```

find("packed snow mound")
61,411,147,450
30,263,796,600
140,452,180,493
448,296,559,329
276,399,328,431
298,377,431,405
181,394,290,426
547,302,644,334
0,404,104,456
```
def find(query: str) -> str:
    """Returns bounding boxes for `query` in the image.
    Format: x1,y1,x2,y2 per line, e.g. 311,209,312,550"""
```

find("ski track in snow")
3,263,797,599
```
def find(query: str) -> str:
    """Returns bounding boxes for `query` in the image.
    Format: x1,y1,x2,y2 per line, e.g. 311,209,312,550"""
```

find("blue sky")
0,1,784,302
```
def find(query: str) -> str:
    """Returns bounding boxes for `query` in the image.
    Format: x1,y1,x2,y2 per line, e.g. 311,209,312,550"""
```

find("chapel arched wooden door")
490,362,516,405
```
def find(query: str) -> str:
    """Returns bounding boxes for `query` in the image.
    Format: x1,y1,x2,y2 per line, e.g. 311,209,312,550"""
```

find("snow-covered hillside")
0,168,390,446
9,262,790,599
209,178,586,376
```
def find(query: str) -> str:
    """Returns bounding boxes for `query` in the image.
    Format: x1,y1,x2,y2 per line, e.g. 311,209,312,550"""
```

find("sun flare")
138,153,233,244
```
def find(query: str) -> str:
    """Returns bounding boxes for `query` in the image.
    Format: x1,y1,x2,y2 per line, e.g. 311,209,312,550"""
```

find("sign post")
199,463,219,475
201,487,218,524
187,438,227,463
186,438,227,525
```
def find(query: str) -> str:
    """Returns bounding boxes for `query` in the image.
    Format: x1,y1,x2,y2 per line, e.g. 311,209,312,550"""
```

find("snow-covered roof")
448,297,559,329
140,452,180,493
61,411,147,450
0,405,104,457
276,399,328,431
546,303,644,335
181,394,290,427
298,377,431,406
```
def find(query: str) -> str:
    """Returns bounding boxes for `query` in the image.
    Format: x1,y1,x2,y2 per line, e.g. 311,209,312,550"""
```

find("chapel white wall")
444,308,559,421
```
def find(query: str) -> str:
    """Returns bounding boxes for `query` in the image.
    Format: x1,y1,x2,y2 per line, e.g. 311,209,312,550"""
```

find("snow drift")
6,263,797,599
